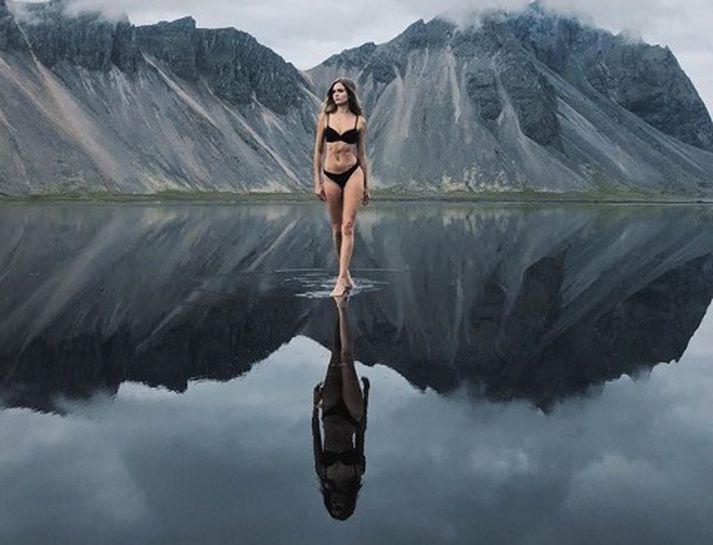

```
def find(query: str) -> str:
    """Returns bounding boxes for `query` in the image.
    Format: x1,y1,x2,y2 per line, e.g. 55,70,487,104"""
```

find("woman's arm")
312,384,325,479
313,113,326,201
355,377,370,473
356,116,369,190
357,117,370,206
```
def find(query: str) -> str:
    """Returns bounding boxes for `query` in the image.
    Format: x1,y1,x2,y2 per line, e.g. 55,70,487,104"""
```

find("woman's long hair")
322,78,363,116
320,477,363,521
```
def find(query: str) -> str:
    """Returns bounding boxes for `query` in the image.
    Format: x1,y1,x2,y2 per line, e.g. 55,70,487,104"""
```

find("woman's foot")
334,293,350,310
345,271,356,290
330,276,352,297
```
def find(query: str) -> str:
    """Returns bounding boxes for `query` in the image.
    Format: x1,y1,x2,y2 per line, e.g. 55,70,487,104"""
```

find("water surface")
1,202,712,544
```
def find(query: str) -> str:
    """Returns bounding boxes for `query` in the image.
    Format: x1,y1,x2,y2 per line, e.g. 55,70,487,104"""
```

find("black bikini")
322,398,360,426
323,114,360,189
323,448,360,467
322,398,362,468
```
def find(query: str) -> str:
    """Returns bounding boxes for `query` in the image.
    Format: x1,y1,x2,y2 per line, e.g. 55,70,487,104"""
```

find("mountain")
1,1,713,195
2,203,713,411
0,0,318,195
307,5,713,194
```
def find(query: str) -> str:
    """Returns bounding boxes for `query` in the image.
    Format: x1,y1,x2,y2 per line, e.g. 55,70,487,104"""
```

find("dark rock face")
110,20,138,73
397,18,454,51
135,16,309,113
135,17,198,80
0,0,29,51
509,7,713,151
600,44,713,151
12,3,309,114
465,68,502,122
322,41,377,70
15,1,119,71
362,49,400,86
585,50,611,95
499,46,563,149
195,27,305,114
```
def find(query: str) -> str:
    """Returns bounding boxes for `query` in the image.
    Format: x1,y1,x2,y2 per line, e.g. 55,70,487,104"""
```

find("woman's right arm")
355,377,370,473
312,405,325,479
313,112,326,201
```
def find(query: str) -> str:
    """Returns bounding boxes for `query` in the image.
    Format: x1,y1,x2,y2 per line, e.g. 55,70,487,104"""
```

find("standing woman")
314,78,371,297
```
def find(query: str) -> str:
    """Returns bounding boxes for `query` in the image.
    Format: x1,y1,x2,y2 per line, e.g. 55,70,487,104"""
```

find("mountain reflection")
312,296,369,520
1,203,713,411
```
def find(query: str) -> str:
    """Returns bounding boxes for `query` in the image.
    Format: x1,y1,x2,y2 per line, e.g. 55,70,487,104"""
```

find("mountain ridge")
1,1,713,195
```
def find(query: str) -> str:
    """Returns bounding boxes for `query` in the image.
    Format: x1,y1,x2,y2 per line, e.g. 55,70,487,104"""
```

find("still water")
1,202,713,544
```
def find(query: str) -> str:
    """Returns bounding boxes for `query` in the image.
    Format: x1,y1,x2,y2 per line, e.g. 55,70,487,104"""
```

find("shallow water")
1,202,713,544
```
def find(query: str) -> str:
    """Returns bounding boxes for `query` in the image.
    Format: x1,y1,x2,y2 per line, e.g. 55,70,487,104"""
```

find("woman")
312,296,370,520
313,78,371,297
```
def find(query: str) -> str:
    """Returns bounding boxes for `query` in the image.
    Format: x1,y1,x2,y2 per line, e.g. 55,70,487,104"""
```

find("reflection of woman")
312,296,370,520
312,78,371,297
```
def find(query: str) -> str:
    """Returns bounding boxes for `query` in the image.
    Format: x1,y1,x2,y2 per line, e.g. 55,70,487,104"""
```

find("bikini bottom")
323,163,359,189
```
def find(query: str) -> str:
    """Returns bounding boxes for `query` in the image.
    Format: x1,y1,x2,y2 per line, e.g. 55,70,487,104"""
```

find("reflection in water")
2,203,713,544
312,296,370,520
1,203,713,412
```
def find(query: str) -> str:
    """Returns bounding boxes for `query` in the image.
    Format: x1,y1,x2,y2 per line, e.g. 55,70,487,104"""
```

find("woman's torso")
322,401,362,477
323,112,359,172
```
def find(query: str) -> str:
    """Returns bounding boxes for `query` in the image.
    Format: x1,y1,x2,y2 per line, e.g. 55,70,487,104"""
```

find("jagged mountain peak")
319,41,377,73
311,5,713,156
150,15,196,30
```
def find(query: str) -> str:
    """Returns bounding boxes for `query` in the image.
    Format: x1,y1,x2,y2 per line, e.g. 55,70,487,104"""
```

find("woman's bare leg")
334,168,364,294
321,310,343,411
324,180,343,265
335,297,364,420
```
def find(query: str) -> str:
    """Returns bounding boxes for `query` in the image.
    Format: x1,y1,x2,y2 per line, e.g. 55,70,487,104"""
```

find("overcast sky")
22,0,713,115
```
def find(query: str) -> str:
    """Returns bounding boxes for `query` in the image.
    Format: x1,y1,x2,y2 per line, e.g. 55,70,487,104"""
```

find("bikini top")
321,399,364,468
323,448,360,467
324,113,359,144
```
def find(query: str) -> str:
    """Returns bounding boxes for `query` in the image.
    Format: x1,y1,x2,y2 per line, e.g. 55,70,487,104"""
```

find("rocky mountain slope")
0,0,318,194
1,1,713,195
307,5,713,194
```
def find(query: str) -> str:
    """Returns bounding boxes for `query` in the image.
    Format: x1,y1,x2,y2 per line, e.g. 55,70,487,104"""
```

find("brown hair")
322,78,363,116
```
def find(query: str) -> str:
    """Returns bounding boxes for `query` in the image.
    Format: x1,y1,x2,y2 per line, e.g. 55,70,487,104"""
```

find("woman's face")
331,83,348,105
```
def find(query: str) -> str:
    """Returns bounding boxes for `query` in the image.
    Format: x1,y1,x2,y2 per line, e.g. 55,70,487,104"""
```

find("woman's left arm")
357,117,370,204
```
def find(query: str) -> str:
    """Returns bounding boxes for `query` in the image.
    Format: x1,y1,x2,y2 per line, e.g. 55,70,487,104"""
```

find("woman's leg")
320,310,343,411
324,180,343,265
335,297,364,420
337,168,365,286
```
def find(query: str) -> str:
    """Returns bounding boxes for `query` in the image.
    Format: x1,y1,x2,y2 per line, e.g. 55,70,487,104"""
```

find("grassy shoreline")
1,189,712,205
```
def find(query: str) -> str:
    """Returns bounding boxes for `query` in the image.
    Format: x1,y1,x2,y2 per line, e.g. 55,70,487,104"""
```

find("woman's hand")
362,187,371,206
314,181,326,201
